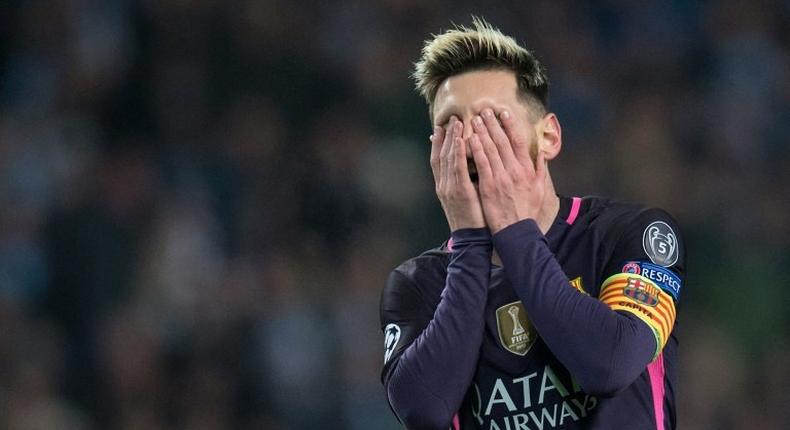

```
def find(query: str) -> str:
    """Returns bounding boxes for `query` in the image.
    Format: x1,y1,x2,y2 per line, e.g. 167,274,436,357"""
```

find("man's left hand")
468,108,547,234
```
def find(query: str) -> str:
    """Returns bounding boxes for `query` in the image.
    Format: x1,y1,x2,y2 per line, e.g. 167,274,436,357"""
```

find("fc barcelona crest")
495,301,537,356
623,277,660,307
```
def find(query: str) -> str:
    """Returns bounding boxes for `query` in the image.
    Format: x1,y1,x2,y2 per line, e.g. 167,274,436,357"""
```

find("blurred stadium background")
0,0,788,429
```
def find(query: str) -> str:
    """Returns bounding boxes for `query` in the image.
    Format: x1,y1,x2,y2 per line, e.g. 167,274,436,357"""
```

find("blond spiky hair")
413,17,549,116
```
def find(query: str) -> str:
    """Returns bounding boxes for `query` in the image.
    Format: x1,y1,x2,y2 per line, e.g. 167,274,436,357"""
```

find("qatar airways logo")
470,365,597,429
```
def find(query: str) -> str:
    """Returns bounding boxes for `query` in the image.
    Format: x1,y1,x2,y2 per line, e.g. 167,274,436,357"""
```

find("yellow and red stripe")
599,273,676,359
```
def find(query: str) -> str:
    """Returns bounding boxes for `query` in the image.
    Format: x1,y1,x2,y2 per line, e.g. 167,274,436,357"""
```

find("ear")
537,113,562,160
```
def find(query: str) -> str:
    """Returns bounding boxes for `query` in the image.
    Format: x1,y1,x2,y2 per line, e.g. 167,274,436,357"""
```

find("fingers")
443,118,461,165
499,110,533,172
469,134,491,183
443,130,456,187
429,125,444,183
476,109,520,172
438,117,460,186
452,136,469,184
477,118,506,176
441,117,460,160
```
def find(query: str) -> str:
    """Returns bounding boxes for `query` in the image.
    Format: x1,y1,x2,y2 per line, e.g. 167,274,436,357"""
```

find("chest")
467,230,611,427
484,226,610,348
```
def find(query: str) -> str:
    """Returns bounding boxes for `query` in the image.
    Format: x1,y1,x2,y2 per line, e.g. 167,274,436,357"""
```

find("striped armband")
599,273,677,359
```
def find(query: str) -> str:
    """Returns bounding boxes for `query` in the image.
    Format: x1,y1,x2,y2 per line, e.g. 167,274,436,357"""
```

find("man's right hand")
430,117,486,232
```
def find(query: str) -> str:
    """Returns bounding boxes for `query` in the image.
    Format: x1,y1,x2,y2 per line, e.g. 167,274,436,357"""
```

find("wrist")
489,214,523,235
492,218,542,242
448,218,486,232
491,212,538,234
450,227,492,248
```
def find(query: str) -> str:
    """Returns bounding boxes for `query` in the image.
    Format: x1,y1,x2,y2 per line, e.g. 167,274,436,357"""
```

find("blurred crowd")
0,0,788,429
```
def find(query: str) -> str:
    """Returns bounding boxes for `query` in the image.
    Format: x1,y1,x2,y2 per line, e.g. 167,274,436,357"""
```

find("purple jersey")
381,196,685,429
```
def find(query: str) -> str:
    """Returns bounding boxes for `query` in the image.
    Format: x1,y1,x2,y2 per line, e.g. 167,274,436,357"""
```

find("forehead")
432,69,523,123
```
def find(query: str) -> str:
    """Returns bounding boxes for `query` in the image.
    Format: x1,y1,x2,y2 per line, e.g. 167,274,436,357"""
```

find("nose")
457,117,476,157
460,117,475,140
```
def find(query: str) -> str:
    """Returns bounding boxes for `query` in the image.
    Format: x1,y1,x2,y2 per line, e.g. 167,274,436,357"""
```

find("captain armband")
598,273,677,359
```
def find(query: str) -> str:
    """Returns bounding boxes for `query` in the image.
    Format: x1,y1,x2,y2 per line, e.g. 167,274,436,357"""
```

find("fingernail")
429,134,434,141
473,116,483,126
434,126,441,134
454,121,462,133
483,109,493,118
501,111,511,120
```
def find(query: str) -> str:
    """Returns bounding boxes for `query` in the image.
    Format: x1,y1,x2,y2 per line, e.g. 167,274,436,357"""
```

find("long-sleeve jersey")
380,195,686,430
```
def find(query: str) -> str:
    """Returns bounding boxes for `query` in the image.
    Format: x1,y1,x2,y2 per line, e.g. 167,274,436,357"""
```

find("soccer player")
380,18,685,430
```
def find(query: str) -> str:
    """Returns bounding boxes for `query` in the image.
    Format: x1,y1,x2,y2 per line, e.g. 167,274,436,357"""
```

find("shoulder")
583,197,686,299
391,245,450,283
381,245,450,319
580,196,683,244
389,244,451,291
581,195,670,222
575,196,685,275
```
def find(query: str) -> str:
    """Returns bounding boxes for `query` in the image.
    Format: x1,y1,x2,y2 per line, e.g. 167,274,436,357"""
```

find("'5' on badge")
642,221,678,267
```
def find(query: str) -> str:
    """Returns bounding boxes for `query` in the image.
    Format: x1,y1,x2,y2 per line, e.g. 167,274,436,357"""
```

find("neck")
536,171,560,234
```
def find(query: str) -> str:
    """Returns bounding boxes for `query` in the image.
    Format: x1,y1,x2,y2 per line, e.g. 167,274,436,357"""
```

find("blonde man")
381,18,684,430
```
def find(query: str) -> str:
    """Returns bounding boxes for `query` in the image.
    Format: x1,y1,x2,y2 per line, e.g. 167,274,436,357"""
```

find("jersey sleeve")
599,208,686,358
380,269,435,382
492,219,666,396
380,228,492,429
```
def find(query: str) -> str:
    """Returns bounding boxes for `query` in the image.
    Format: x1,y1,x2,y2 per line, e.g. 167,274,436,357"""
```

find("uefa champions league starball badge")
384,323,401,363
642,221,679,267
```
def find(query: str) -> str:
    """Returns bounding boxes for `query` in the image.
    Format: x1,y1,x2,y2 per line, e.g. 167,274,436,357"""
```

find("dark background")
0,0,788,429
